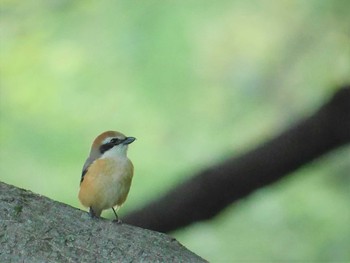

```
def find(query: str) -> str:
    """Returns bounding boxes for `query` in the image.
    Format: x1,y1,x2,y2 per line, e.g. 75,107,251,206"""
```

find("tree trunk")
0,182,206,262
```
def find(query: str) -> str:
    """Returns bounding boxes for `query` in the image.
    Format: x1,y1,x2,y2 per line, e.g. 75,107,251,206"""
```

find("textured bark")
124,85,350,233
0,182,206,262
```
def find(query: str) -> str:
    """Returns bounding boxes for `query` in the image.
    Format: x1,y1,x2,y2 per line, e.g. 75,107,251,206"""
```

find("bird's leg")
112,207,122,224
89,207,98,218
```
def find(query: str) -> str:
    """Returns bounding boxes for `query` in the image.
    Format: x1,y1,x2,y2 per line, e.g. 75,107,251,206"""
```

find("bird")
78,130,135,222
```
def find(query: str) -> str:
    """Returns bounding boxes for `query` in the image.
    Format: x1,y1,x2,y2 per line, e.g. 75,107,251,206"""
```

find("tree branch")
0,182,206,262
124,85,350,233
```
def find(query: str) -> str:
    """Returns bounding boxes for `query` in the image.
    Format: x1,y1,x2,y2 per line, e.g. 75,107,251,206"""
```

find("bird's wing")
80,156,96,184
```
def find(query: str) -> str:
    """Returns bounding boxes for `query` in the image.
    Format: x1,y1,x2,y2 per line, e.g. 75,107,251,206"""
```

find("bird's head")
90,131,136,159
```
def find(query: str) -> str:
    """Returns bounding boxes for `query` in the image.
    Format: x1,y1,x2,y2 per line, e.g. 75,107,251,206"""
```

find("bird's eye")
110,138,119,144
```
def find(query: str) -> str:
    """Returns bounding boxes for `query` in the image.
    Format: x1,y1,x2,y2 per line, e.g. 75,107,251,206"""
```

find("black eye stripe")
99,138,125,154
99,143,114,154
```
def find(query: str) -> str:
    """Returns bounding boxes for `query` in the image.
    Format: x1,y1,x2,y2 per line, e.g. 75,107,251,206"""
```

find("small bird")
78,131,135,222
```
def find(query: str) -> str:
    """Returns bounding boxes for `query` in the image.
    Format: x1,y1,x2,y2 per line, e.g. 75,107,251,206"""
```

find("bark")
123,85,350,233
0,182,206,262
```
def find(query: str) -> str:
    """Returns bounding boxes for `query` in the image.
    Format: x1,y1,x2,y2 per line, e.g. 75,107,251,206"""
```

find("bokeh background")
1,0,350,261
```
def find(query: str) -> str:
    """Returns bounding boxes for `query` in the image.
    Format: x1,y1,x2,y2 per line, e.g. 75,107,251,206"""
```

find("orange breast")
78,157,133,215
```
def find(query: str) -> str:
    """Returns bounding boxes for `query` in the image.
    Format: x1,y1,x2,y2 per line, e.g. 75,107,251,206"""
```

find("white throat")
101,145,128,159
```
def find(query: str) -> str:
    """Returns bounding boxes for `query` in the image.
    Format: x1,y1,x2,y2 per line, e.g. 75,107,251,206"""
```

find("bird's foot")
113,219,123,224
89,207,99,219
111,207,122,224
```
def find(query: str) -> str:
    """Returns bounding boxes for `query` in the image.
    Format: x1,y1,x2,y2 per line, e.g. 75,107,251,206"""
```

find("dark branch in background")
124,85,350,233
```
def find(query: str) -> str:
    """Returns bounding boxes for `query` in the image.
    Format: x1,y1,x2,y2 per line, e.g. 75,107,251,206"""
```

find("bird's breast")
95,156,133,184
79,156,133,210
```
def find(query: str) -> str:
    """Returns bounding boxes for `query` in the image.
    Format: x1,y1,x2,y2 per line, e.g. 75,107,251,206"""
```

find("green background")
1,0,350,261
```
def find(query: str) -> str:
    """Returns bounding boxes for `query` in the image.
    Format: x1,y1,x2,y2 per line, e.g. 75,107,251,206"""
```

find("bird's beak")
123,137,136,145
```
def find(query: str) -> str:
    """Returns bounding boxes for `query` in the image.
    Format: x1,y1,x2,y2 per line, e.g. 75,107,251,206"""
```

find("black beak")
122,137,136,145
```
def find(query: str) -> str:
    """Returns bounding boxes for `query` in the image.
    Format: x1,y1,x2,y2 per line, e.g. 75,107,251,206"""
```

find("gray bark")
0,182,206,263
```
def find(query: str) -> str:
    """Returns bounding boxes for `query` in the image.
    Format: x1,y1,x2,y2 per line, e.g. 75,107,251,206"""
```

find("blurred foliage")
1,0,350,261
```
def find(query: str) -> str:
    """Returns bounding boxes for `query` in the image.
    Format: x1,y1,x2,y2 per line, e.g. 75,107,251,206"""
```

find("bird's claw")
113,219,123,224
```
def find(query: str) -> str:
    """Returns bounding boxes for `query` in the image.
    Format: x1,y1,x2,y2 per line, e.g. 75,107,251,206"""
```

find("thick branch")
0,182,206,262
124,85,350,233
